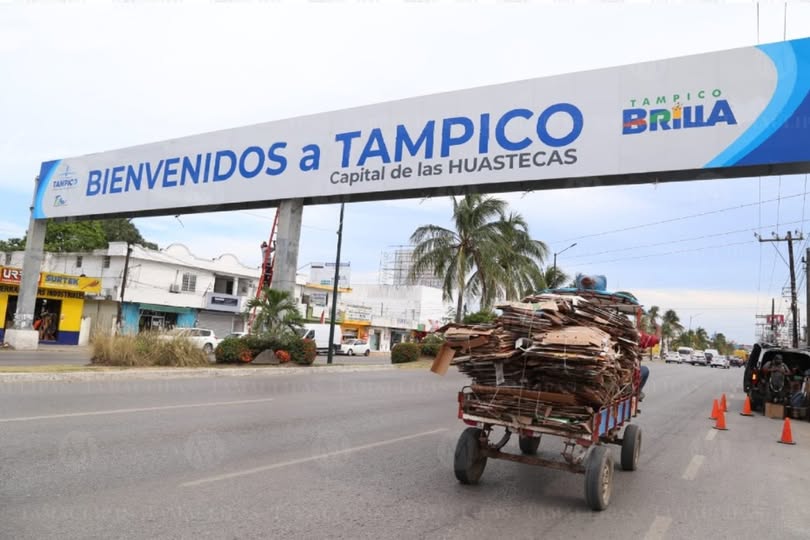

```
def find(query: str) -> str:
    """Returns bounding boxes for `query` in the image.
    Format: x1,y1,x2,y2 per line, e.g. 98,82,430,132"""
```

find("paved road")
1,363,808,539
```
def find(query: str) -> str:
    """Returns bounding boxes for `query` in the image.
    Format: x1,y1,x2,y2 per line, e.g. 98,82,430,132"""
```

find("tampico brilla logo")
622,89,737,135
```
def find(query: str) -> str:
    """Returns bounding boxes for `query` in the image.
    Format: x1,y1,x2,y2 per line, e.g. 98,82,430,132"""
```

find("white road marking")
681,454,705,480
181,428,448,487
705,429,717,441
644,515,673,540
0,398,275,423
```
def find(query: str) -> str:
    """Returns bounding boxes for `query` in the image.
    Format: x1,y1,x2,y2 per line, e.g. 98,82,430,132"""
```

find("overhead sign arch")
33,37,810,221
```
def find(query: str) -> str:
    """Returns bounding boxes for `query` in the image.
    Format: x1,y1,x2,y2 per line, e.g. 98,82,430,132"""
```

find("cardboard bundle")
433,293,641,426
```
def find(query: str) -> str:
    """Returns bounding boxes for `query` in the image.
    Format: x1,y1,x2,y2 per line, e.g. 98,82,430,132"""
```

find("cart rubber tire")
585,445,613,511
621,424,641,471
454,428,487,485
518,435,541,455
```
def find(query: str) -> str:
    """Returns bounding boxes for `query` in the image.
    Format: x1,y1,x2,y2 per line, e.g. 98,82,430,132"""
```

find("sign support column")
7,178,47,350
273,199,303,296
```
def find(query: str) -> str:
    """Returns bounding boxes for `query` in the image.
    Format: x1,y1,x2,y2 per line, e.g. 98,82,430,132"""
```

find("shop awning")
138,303,190,314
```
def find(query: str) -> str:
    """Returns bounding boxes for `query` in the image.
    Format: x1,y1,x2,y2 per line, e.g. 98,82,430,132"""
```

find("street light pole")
552,242,577,279
326,203,345,365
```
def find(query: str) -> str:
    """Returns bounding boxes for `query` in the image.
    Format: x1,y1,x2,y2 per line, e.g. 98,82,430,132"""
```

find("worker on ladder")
260,240,276,284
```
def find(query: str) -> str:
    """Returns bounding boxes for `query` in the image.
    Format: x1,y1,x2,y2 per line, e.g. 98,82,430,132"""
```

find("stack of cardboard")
432,293,640,431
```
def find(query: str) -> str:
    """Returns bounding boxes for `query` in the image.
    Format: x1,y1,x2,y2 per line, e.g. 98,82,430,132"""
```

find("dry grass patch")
91,332,210,367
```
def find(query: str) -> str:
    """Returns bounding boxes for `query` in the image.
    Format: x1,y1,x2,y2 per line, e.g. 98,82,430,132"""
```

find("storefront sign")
0,267,101,294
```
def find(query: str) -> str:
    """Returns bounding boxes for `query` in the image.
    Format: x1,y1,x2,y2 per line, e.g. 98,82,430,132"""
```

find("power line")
572,239,755,266
552,191,808,245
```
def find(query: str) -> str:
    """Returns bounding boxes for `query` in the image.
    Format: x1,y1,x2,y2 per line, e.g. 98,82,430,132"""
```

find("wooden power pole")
757,231,803,348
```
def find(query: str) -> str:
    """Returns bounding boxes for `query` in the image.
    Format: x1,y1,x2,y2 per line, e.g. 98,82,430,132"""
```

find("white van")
300,323,342,354
677,347,693,364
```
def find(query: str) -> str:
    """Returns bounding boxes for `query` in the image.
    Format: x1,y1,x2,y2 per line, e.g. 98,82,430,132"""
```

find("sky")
2,0,810,345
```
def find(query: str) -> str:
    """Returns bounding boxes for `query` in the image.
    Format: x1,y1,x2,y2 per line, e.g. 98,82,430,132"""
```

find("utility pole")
757,231,803,348
326,203,345,365
552,242,577,281
116,242,133,334
806,248,810,345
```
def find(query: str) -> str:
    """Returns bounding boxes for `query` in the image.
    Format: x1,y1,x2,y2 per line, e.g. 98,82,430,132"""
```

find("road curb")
0,364,398,383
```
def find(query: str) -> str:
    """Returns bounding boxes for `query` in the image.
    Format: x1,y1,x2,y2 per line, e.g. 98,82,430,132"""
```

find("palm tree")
245,288,304,337
694,327,710,350
528,266,569,293
471,212,548,305
410,194,546,322
660,309,683,352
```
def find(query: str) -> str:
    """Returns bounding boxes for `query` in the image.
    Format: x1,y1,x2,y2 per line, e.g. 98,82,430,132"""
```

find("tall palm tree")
410,194,518,322
470,212,548,305
528,266,569,293
694,327,710,350
660,309,683,353
245,288,304,337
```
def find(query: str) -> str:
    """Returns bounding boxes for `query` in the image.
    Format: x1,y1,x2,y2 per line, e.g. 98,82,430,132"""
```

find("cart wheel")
518,435,541,455
454,428,487,485
621,424,641,471
585,445,613,511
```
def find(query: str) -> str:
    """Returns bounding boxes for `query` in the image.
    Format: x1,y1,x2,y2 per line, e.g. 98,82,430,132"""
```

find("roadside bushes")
391,342,421,364
91,332,209,367
420,333,445,357
215,334,317,365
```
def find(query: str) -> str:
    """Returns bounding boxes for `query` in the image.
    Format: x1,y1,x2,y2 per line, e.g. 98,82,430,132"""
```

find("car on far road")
341,339,371,356
225,332,247,340
730,355,745,367
160,327,221,354
710,354,730,369
664,352,682,364
691,350,708,366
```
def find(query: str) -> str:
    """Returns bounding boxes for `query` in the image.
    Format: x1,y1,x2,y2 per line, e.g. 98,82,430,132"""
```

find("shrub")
92,332,209,367
286,337,317,365
391,342,421,364
420,333,445,357
463,310,497,325
275,349,291,363
215,337,251,364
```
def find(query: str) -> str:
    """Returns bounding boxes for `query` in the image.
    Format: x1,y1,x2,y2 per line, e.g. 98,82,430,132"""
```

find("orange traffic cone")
740,395,754,417
709,399,720,420
713,408,728,431
720,393,728,412
778,417,796,445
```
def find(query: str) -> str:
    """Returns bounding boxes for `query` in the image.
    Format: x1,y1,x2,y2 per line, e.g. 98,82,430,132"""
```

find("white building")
2,243,453,348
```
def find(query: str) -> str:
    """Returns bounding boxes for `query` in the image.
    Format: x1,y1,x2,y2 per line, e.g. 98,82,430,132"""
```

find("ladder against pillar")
4,329,39,350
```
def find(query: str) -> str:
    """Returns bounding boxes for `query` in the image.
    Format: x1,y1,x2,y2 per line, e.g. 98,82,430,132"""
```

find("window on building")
103,256,111,268
76,256,83,268
4,253,10,265
239,281,253,295
182,273,197,292
213,276,234,295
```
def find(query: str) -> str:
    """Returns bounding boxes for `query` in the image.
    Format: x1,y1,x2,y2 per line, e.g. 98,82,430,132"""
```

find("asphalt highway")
1,363,808,539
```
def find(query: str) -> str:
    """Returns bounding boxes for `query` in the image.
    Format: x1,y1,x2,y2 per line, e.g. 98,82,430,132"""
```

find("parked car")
677,346,694,364
225,332,247,340
160,327,221,354
664,351,682,364
710,354,730,369
341,339,371,356
691,350,708,366
743,343,810,411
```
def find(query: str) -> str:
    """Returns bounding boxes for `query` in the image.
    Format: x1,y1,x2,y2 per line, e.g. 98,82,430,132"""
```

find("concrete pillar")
273,199,303,296
6,192,47,350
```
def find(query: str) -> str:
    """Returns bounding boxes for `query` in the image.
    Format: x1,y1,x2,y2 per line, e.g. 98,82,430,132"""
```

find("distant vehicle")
299,323,342,355
341,339,371,356
677,346,694,364
225,332,247,340
744,343,810,410
704,349,720,363
160,327,220,354
710,354,730,369
691,350,708,366
729,355,745,368
664,351,682,364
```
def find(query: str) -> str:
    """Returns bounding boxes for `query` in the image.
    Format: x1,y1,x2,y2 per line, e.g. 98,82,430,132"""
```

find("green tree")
409,194,506,323
463,310,497,325
409,194,547,322
246,288,304,337
1,218,157,253
694,327,709,350
0,237,26,251
674,329,695,348
532,266,569,291
710,332,730,355
471,211,548,305
660,309,683,352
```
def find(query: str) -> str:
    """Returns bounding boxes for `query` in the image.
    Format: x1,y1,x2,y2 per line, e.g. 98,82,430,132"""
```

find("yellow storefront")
0,267,101,345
